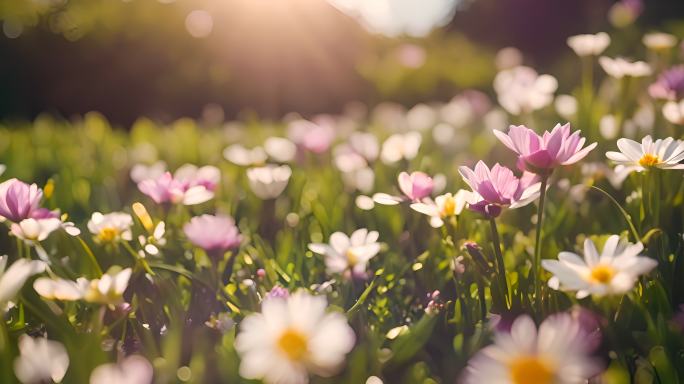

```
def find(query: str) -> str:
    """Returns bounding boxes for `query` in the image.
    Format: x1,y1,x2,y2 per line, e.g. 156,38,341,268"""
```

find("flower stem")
534,176,549,314
489,218,509,309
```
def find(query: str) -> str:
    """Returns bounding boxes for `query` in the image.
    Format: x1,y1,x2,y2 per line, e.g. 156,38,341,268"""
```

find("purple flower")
493,123,596,174
0,179,55,222
288,118,335,154
649,66,684,101
265,285,289,300
183,214,241,255
398,171,434,201
458,161,540,218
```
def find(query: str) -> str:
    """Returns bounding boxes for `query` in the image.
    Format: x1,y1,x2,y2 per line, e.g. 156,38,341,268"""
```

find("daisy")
36,268,133,308
642,32,677,51
89,355,153,384
14,335,70,384
606,135,684,174
410,190,474,227
87,212,133,244
542,235,657,298
662,100,684,125
599,56,651,79
288,119,335,154
567,32,610,57
10,218,62,244
0,255,45,311
493,66,558,116
380,132,422,164
373,171,434,205
246,165,292,199
234,291,355,384
465,313,601,384
183,214,242,257
308,228,381,276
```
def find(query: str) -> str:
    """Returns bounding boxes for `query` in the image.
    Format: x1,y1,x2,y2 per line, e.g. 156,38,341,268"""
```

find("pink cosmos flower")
493,123,597,174
288,118,335,154
137,172,214,206
0,179,56,222
373,171,434,205
183,214,242,255
459,161,540,218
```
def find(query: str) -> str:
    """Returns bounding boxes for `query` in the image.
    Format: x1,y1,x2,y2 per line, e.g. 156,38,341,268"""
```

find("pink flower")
288,118,335,154
398,171,434,201
493,123,596,174
0,179,56,222
138,172,214,206
459,161,540,218
183,214,242,255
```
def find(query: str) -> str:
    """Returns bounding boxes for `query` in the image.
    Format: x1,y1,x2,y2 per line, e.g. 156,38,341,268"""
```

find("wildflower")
567,32,610,56
264,137,298,163
308,228,381,277
223,144,268,166
87,212,133,244
14,335,70,384
493,123,596,174
648,66,684,100
288,119,335,154
235,291,355,384
606,135,684,174
33,277,88,301
410,190,474,227
10,218,62,244
130,161,167,183
458,161,540,218
464,313,601,383
554,94,578,120
82,268,132,307
89,355,153,384
246,164,292,199
599,56,651,78
0,255,45,311
266,285,290,299
493,66,558,115
137,171,214,206
642,32,677,51
138,221,166,256
373,171,433,205
0,179,55,222
183,214,242,256
174,164,221,191
542,235,657,298
662,99,684,125
380,132,422,164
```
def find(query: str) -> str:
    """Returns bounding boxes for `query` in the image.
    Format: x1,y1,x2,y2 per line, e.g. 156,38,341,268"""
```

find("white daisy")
599,56,652,79
567,32,610,56
410,190,474,227
87,212,134,243
662,100,684,125
10,218,61,244
606,135,684,176
234,291,355,384
14,335,70,384
493,66,558,115
308,229,381,276
465,313,600,384
380,132,422,164
542,235,657,299
0,255,45,311
35,268,132,308
246,165,292,199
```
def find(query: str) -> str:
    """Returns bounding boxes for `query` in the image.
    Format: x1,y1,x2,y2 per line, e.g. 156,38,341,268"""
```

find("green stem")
76,237,103,277
489,218,509,309
534,176,549,314
122,241,155,276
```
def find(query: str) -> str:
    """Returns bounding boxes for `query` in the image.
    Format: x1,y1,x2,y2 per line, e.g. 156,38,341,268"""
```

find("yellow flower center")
589,264,615,284
346,249,359,266
98,227,119,242
509,356,555,384
638,154,660,167
277,329,308,361
441,196,456,217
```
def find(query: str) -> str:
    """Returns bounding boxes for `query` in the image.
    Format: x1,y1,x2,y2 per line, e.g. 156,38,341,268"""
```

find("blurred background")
1,0,684,126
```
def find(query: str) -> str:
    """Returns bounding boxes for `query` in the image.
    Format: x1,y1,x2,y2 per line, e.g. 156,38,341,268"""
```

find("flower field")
4,20,684,384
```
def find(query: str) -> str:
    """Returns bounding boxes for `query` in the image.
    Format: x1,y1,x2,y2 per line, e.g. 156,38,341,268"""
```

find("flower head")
235,291,355,384
606,135,684,175
288,119,335,154
410,190,474,227
183,214,242,255
0,179,54,222
87,212,133,244
14,335,69,384
246,164,292,199
459,161,540,218
83,268,132,308
10,218,62,244
599,56,651,79
542,235,657,298
567,32,610,56
494,66,558,115
465,313,601,383
380,132,422,164
0,255,45,311
662,99,684,125
89,355,153,384
308,229,381,277
649,66,684,101
373,171,434,205
643,32,677,51
137,171,214,206
493,123,597,174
